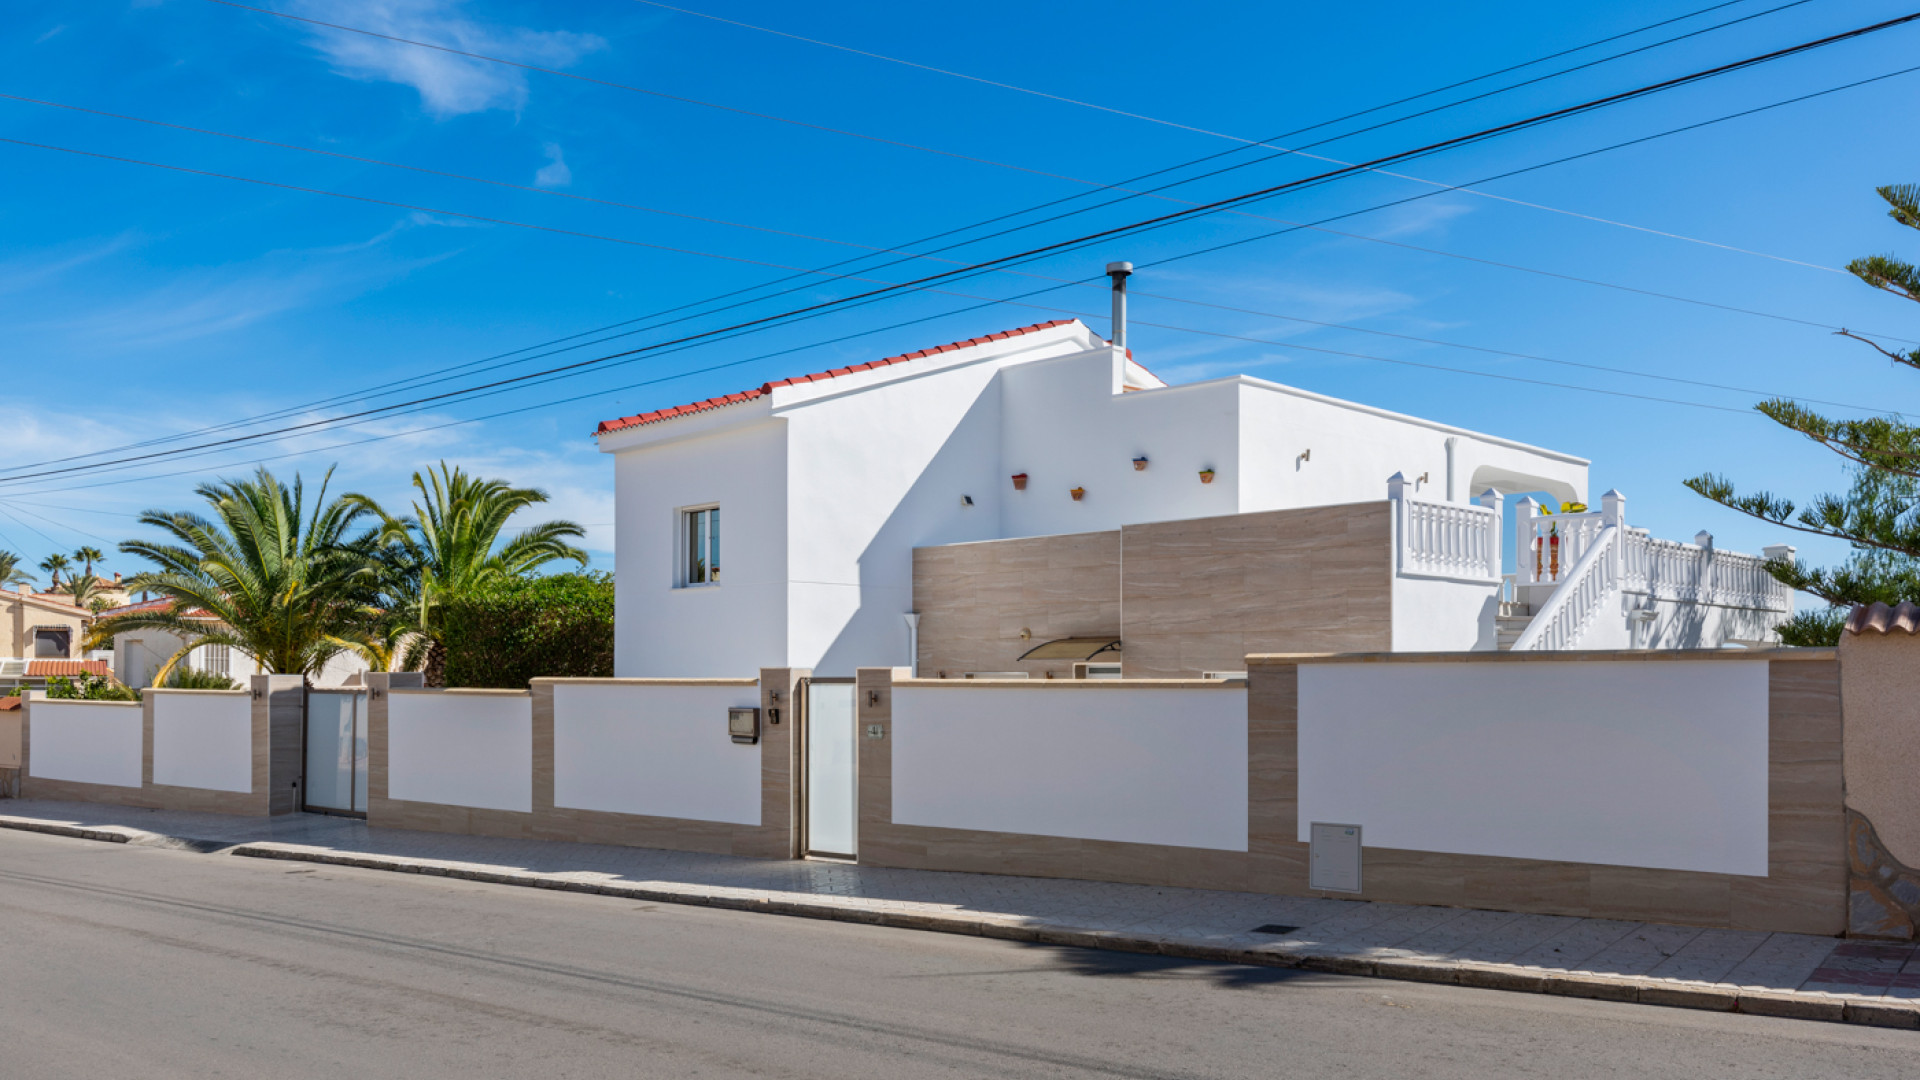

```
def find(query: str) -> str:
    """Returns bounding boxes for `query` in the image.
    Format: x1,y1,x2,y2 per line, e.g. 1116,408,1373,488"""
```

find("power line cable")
6,53,1914,490
5,2,1865,469
5,35,1917,486
627,0,1842,274
205,0,1851,277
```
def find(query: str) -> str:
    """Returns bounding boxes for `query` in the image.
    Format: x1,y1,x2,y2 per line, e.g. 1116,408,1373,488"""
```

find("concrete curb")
0,816,133,845
225,842,1920,1031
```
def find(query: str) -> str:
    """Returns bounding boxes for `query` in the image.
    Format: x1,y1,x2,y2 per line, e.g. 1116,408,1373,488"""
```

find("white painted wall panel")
28,701,143,788
891,686,1248,851
151,692,252,793
387,692,532,812
1297,661,1769,875
553,683,762,825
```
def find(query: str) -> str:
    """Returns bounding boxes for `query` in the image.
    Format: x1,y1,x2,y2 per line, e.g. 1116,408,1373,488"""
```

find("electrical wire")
5,38,1917,486
203,0,1855,276
5,3,1878,471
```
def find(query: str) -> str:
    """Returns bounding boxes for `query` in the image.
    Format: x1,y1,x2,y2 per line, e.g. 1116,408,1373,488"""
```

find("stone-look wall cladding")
912,501,1392,679
856,652,1848,935
912,530,1120,680
1837,617,1920,938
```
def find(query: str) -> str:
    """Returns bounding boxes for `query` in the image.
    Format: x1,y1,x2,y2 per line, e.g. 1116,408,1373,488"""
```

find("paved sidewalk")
4,799,1916,1029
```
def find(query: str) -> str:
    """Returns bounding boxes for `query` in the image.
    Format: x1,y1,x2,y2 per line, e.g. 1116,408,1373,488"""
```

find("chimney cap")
1105,261,1133,277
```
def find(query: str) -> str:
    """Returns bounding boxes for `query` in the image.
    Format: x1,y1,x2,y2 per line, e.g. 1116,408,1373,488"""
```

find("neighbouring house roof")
0,696,19,711
1847,602,1920,635
0,589,88,618
26,659,110,678
95,597,215,620
595,319,1081,435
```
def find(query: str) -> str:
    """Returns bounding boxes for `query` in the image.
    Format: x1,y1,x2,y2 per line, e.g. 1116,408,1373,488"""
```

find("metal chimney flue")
1106,261,1133,349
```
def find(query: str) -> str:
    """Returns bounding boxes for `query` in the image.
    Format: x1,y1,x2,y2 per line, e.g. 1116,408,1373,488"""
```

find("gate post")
253,673,306,815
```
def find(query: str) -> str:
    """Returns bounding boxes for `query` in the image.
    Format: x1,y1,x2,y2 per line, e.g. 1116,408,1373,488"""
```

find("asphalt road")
0,830,1911,1079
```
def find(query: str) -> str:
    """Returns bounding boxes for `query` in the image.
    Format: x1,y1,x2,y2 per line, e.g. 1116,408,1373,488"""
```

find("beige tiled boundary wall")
912,501,1392,679
857,650,1847,936
16,675,306,815
1835,629,1920,938
365,669,805,858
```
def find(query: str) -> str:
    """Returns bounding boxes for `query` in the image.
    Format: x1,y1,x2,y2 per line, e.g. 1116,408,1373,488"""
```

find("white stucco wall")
552,682,762,825
890,685,1249,851
28,700,143,788
151,690,252,793
386,691,533,813
998,349,1241,540
1391,575,1498,651
1236,380,1588,512
611,418,789,677
1296,660,1769,875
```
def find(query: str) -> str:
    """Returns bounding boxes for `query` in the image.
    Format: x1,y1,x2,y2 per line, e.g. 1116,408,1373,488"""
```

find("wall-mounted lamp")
1010,472,1029,491
1298,449,1311,463
1132,455,1149,471
960,494,974,506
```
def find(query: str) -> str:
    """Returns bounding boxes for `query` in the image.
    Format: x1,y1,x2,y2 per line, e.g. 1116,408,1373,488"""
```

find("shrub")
439,572,614,689
47,673,140,701
166,668,239,690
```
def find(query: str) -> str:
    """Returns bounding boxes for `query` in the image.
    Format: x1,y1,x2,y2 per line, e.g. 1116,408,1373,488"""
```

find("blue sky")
2,0,1917,588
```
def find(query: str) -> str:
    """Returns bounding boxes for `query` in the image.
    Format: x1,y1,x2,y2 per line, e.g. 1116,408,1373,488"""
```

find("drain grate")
1251,924,1300,935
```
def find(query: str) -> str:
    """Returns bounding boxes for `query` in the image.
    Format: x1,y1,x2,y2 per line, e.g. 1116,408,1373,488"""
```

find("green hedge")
441,572,616,689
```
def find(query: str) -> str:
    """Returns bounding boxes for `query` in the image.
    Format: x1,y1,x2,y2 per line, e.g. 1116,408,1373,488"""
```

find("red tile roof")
596,320,1079,435
0,696,19,711
1847,602,1920,635
26,660,111,678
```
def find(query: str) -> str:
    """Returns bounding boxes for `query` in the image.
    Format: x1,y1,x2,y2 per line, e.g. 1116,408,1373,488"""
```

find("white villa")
596,275,1793,677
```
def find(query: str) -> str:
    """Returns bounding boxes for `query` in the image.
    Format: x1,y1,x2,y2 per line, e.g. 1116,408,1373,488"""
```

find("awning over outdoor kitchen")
1016,637,1122,661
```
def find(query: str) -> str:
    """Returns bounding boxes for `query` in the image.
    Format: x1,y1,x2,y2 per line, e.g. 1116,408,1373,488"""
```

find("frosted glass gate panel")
806,681,856,857
305,690,367,814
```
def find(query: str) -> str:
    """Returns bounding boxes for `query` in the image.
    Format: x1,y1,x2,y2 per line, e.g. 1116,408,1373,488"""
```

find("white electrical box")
1309,822,1363,893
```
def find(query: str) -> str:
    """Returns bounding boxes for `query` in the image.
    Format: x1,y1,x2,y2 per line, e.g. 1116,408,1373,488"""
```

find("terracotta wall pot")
1132,457,1149,471
1011,473,1028,491
1070,487,1086,501
1199,469,1216,484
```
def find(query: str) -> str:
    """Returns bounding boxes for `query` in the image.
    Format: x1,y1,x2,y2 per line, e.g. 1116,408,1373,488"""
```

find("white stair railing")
1388,474,1502,583
1510,525,1621,651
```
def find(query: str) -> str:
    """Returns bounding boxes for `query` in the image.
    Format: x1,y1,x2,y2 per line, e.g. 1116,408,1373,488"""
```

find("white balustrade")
1388,475,1501,582
1621,533,1793,612
1511,526,1621,651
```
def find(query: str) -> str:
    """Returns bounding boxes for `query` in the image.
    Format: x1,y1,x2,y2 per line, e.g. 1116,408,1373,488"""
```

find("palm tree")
65,573,104,611
350,462,586,686
38,553,70,588
0,550,33,590
88,467,385,683
72,546,106,577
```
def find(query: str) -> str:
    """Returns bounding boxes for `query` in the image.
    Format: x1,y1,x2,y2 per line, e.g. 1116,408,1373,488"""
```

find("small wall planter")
1011,473,1028,491
1199,469,1216,484
1070,487,1086,501
1132,456,1149,471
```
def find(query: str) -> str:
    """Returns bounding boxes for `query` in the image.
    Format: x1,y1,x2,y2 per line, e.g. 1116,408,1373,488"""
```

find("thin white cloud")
34,25,66,44
287,0,606,118
534,143,572,188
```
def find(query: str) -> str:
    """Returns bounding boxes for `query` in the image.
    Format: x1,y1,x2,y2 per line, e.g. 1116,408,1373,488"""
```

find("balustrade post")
1476,488,1503,580
1513,496,1539,584
1600,489,1625,583
1387,472,1408,574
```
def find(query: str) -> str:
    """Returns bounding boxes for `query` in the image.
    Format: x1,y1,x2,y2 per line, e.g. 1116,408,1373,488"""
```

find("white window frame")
677,504,722,588
202,643,231,676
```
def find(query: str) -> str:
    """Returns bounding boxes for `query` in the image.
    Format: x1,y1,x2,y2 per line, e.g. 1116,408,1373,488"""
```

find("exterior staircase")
1496,601,1533,651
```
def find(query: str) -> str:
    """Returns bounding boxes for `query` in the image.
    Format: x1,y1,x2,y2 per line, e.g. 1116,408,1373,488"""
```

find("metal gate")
801,678,857,858
304,688,367,816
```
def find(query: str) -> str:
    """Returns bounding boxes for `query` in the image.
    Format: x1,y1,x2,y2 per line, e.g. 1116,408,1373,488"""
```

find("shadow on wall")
813,386,1005,677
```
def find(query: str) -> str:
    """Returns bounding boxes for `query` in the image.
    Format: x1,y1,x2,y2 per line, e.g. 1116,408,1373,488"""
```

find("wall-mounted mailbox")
728,707,761,744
